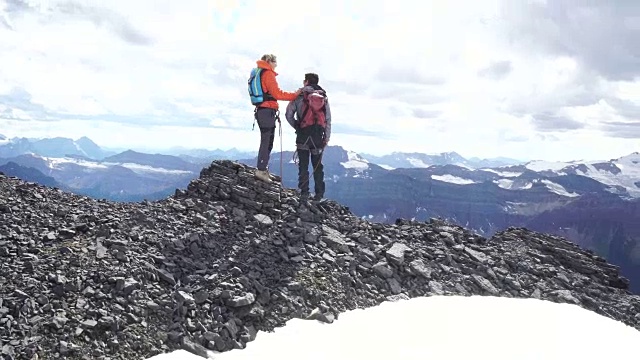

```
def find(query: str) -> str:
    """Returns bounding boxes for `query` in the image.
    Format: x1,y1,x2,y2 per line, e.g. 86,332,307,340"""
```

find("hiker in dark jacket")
285,73,332,201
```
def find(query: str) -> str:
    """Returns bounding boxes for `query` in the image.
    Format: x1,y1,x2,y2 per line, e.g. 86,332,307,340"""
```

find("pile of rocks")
1,161,638,360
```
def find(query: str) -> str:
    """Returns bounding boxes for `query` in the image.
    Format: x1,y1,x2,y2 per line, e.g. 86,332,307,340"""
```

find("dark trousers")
255,107,276,171
296,125,325,196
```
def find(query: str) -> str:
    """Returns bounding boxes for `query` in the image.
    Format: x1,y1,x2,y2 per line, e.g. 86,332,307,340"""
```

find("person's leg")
297,148,311,198
259,127,275,168
306,128,325,200
255,108,276,182
311,148,325,200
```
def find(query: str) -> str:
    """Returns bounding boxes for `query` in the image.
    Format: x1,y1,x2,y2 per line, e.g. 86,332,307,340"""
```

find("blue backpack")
248,68,276,106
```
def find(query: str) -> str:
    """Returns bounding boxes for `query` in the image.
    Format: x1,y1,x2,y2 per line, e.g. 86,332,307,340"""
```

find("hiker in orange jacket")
252,54,301,183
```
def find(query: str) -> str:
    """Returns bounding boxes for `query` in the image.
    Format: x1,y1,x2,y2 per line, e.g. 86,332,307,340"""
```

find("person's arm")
324,97,332,144
285,99,298,129
262,71,298,101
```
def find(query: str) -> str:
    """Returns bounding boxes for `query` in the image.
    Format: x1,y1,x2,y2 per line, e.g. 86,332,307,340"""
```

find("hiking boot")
300,192,310,202
313,193,324,202
254,169,272,183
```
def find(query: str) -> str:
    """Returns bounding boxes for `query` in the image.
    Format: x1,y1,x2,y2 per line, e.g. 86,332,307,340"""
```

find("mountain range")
0,134,638,292
360,151,523,169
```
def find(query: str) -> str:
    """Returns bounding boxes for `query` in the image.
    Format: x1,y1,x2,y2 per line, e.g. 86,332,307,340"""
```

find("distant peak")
76,136,97,143
121,149,142,155
618,152,640,162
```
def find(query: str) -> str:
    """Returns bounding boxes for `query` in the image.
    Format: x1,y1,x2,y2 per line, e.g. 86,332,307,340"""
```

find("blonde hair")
261,54,277,62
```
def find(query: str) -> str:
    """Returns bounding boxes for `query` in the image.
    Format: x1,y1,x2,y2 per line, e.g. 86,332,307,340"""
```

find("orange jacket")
256,60,298,110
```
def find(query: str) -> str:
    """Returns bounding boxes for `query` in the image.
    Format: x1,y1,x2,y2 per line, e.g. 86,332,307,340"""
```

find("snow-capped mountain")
341,150,370,171
0,135,113,159
360,151,523,170
3,135,636,204
0,151,200,201
482,152,640,199
164,147,256,161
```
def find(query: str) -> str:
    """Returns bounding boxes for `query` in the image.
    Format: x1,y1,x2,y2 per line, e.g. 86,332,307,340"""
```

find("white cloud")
1,0,639,161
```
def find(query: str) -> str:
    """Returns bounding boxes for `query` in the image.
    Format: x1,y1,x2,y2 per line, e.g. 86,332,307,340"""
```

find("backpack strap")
260,68,277,103
300,92,310,124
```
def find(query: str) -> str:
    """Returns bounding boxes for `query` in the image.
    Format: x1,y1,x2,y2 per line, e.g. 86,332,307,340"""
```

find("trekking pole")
277,112,283,185
276,111,284,212
280,123,284,184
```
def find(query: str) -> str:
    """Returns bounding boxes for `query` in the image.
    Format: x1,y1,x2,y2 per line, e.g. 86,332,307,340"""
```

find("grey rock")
372,261,394,279
429,281,445,295
176,291,195,304
386,242,411,265
471,275,500,295
464,247,489,264
254,214,273,225
321,225,350,253
194,290,210,304
439,232,456,246
305,308,334,324
550,290,581,305
227,293,255,307
81,319,98,329
409,259,432,279
387,293,410,302
96,241,108,259
387,278,402,295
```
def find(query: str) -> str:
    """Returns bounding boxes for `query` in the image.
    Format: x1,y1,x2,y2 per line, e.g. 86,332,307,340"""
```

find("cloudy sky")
0,0,639,161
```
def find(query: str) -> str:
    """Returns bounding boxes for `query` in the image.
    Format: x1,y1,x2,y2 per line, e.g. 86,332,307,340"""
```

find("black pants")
255,107,276,171
296,125,325,197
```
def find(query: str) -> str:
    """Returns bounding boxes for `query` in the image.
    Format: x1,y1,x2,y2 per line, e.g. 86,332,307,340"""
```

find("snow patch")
407,157,430,168
575,156,640,198
341,151,369,171
378,164,395,170
454,162,474,170
146,295,640,360
482,168,522,177
351,172,372,179
493,179,532,190
525,160,575,172
431,174,477,185
541,179,579,197
494,179,514,189
41,157,193,175
496,178,578,196
44,157,108,169
520,182,532,189
103,162,193,175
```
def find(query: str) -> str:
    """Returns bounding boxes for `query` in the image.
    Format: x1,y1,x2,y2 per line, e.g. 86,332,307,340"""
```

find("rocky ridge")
0,160,639,360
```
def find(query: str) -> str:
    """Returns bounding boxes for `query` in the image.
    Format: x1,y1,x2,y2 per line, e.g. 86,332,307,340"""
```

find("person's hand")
323,139,329,147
